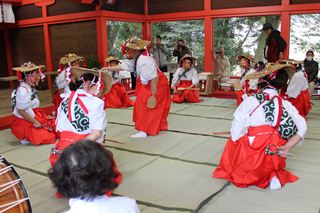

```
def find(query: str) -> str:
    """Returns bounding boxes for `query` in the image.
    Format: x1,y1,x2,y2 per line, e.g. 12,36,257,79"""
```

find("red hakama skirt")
172,80,202,103
11,108,56,145
49,131,122,196
104,82,134,108
213,125,298,188
133,72,171,136
289,89,312,119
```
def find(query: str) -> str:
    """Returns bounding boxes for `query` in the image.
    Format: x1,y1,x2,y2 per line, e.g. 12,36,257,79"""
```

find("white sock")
131,131,147,138
20,139,30,145
269,176,281,190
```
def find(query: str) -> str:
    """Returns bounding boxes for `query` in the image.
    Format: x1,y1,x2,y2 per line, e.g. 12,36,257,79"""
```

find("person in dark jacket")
173,39,192,64
262,23,287,63
304,50,319,94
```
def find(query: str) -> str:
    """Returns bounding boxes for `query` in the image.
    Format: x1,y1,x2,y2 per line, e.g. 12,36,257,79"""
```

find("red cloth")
50,131,122,198
133,71,171,136
289,89,312,119
213,125,298,188
104,83,134,108
172,80,202,103
11,108,56,145
53,90,63,112
235,90,244,106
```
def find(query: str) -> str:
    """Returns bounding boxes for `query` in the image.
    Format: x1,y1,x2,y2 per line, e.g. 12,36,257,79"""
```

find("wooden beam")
96,16,108,66
280,12,290,59
204,17,213,72
3,29,13,88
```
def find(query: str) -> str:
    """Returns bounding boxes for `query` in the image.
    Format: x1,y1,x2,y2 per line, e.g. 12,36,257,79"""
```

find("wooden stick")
177,87,200,91
213,131,230,135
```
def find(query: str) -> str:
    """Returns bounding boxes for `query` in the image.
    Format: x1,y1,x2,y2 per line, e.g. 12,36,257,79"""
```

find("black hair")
20,70,35,81
69,73,99,91
156,35,161,40
306,50,314,56
258,69,289,90
48,140,120,200
177,39,185,43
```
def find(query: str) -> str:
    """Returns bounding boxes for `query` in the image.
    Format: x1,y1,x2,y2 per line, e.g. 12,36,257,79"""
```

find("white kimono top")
240,67,258,92
231,88,307,142
171,67,199,87
120,52,158,85
287,70,309,98
56,89,106,143
63,195,140,213
12,82,40,119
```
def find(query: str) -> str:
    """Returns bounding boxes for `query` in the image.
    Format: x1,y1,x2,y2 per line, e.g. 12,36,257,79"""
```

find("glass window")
152,20,204,71
290,14,320,61
107,21,142,58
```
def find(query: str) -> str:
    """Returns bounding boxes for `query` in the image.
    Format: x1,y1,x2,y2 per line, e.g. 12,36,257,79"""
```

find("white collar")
263,88,279,96
20,82,31,90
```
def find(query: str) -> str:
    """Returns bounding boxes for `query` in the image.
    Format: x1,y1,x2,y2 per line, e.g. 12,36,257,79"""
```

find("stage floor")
0,97,319,213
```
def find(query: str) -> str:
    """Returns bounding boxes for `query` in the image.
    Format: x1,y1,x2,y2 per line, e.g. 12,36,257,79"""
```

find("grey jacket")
150,44,169,68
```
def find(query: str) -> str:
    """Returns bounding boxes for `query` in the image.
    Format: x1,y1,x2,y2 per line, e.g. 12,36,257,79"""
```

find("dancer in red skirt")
102,38,171,138
234,54,258,105
11,62,56,145
281,60,312,119
53,53,84,110
172,54,201,103
213,63,307,190
103,56,134,108
50,67,121,195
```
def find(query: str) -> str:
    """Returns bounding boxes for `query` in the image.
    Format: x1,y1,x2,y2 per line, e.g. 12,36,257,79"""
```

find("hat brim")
13,65,46,73
246,64,295,80
60,56,84,65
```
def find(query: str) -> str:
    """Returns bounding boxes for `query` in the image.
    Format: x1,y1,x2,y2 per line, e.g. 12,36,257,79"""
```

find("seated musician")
171,54,201,103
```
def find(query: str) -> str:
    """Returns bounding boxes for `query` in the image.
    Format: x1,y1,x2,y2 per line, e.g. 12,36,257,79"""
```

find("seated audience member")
48,140,140,213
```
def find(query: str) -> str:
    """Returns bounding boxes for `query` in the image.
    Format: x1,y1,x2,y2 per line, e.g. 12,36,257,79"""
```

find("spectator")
173,39,191,64
303,50,319,94
151,36,169,72
262,23,287,63
48,140,140,213
213,46,231,82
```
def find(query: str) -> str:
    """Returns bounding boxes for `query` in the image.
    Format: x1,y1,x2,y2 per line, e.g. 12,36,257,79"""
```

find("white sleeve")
230,97,257,141
287,72,304,98
137,56,157,85
89,99,106,131
283,100,307,138
191,69,199,85
15,87,31,110
171,69,180,87
120,59,135,73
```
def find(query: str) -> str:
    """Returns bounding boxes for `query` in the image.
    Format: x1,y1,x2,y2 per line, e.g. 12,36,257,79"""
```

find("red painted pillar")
280,12,290,59
204,17,213,72
96,16,108,66
142,0,151,40
4,29,13,88
42,5,53,89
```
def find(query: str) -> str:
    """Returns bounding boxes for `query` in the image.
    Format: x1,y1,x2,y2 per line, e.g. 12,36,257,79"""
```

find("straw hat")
13,62,45,73
238,54,255,63
179,54,196,66
246,63,295,80
70,67,113,94
105,56,121,64
124,38,151,50
59,53,84,65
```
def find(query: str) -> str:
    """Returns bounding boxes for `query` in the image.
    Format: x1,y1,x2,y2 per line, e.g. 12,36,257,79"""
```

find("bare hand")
278,145,290,158
172,87,177,93
33,120,41,128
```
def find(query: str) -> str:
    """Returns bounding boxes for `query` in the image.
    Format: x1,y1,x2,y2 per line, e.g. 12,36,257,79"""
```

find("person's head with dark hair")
48,140,119,200
262,23,274,35
258,69,289,90
155,35,162,46
306,50,314,61
69,72,99,93
177,39,185,47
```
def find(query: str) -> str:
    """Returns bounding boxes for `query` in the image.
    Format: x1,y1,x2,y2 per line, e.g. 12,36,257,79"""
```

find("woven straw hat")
125,38,151,50
238,54,255,63
246,63,295,80
13,62,45,73
59,53,84,65
105,56,121,64
179,54,196,66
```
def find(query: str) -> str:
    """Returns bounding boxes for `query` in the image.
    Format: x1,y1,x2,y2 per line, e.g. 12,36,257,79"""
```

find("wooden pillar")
42,5,53,89
4,29,13,88
280,12,290,59
204,0,213,72
96,16,108,66
142,0,151,40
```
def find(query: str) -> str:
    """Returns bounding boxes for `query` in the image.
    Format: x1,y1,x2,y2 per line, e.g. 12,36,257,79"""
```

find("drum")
0,156,32,213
